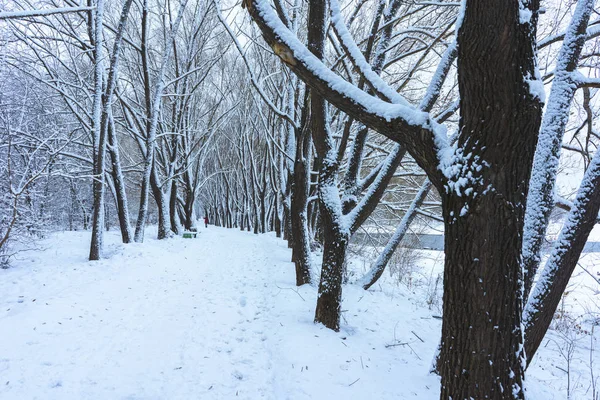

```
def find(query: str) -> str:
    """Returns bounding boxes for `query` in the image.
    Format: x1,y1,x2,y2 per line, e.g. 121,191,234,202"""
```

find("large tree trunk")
437,0,542,398
313,163,348,331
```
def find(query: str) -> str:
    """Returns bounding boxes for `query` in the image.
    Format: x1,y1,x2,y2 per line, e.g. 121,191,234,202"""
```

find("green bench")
182,230,198,239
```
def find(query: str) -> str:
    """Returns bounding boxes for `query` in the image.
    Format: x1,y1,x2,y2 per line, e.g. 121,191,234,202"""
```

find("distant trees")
2,0,229,259
0,71,73,265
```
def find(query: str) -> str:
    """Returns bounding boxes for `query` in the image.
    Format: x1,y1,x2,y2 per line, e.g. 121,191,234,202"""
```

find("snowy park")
1,226,598,399
2,0,600,399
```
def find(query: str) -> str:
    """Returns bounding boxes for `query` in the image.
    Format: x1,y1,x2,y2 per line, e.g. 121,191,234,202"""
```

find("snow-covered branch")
0,6,94,20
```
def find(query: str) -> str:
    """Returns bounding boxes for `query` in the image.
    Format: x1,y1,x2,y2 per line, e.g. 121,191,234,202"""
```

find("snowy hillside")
1,227,597,399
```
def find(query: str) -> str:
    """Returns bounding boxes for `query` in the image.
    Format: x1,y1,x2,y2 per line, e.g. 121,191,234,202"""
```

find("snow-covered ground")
1,226,598,399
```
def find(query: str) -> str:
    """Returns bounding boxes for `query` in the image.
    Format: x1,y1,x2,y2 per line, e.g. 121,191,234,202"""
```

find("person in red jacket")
204,216,209,228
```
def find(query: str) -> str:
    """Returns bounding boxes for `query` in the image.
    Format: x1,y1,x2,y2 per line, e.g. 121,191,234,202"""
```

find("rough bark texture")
438,1,542,398
314,191,348,332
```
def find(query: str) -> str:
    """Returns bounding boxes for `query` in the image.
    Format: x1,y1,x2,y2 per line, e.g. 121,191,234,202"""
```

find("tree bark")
438,1,542,398
150,167,171,240
169,179,182,234
290,93,313,285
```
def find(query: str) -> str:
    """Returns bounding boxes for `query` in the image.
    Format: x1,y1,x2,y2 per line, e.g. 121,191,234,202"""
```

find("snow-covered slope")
0,227,595,399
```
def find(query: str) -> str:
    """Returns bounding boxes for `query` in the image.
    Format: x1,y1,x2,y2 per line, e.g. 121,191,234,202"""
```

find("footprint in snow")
232,370,244,380
239,297,247,307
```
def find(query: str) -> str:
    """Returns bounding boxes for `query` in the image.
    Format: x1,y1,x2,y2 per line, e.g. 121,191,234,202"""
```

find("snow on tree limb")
521,0,594,299
537,21,600,49
329,0,408,105
0,7,95,20
244,0,450,185
358,179,433,290
524,144,600,362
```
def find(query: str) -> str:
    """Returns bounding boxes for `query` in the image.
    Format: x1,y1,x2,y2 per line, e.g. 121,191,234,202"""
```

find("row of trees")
1,0,599,398
224,0,600,398
1,0,235,261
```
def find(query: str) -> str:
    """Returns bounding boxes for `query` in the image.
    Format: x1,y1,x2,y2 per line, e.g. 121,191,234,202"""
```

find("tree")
89,0,135,260
245,0,546,397
522,0,597,362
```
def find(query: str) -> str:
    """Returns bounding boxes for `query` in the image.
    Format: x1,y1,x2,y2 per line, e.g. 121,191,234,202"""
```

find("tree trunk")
282,195,292,245
290,94,313,286
307,0,348,331
184,179,194,230
313,156,348,331
69,180,76,231
107,113,133,243
150,167,171,240
169,179,182,235
88,0,106,261
274,195,282,237
438,0,542,398
259,194,266,233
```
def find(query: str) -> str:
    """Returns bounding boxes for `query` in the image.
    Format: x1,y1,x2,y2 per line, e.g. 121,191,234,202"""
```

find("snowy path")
0,227,573,399
1,228,285,399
